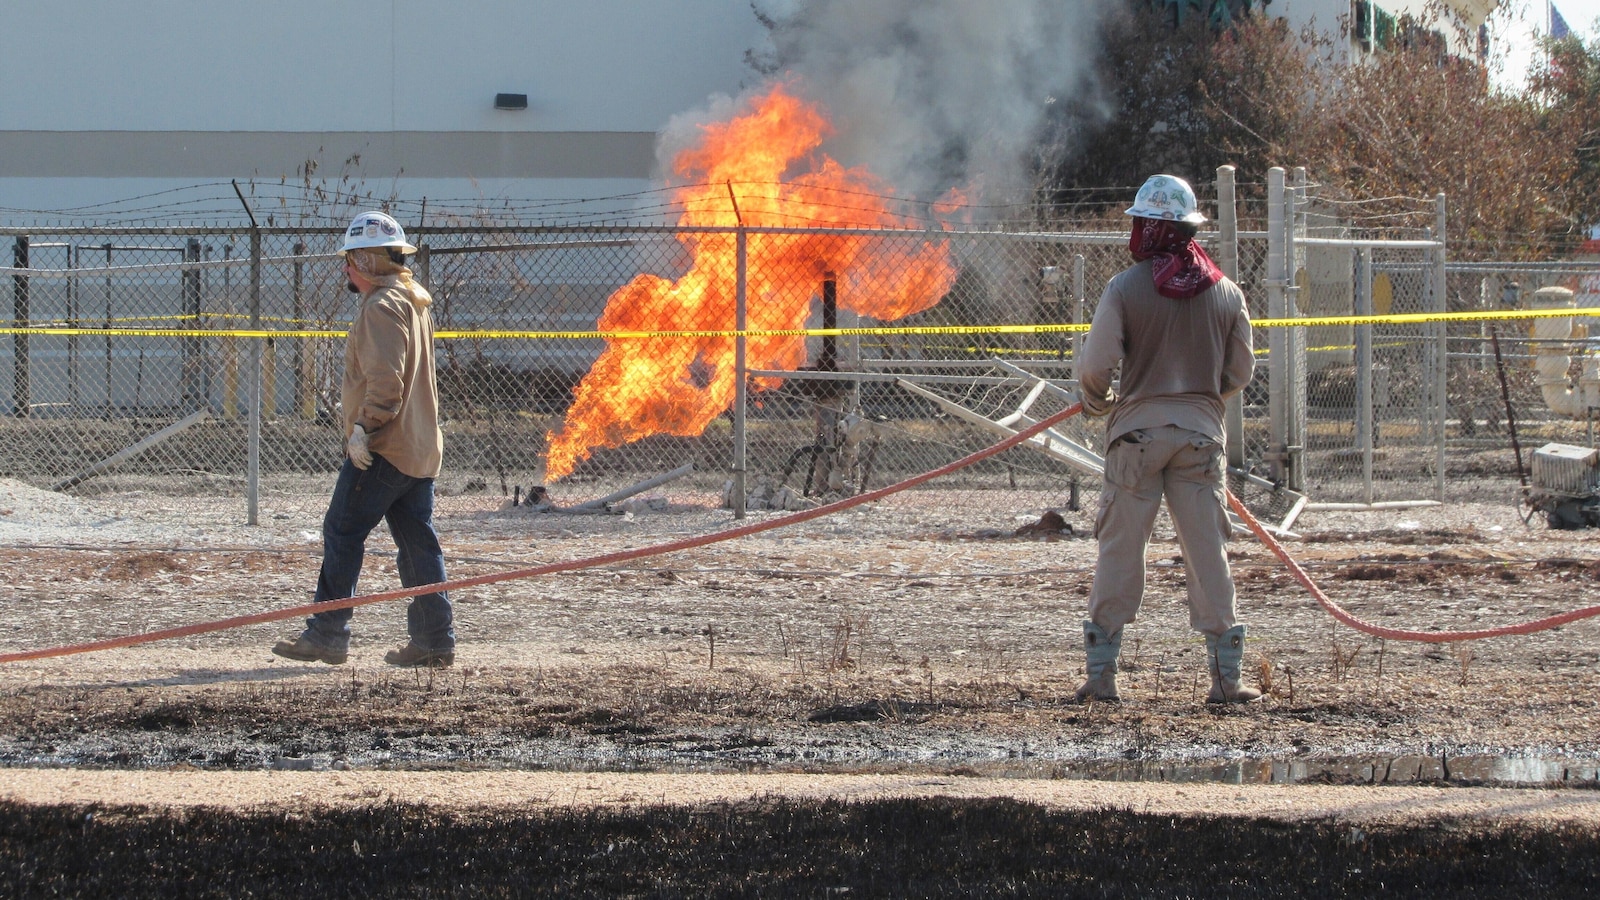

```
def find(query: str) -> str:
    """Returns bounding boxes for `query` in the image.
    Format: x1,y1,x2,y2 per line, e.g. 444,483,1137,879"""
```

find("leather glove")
346,423,373,470
1080,387,1117,418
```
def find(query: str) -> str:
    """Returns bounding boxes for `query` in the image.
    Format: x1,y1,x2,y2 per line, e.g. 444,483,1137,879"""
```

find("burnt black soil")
3,797,1597,898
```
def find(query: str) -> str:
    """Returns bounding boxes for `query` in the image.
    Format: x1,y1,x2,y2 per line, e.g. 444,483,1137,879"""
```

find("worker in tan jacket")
1075,175,1258,704
273,210,455,668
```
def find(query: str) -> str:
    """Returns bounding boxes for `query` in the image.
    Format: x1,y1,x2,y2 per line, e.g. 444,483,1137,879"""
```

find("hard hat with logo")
1124,174,1206,224
340,210,417,256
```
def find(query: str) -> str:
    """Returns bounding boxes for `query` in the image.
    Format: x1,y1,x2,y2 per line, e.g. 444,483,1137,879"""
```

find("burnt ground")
0,486,1598,894
5,796,1600,898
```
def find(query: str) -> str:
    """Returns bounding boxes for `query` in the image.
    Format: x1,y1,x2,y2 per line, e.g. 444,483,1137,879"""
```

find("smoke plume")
660,0,1111,208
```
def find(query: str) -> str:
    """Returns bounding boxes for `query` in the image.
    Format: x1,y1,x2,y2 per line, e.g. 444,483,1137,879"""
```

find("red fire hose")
0,404,1086,664
4,401,1598,665
1226,490,1600,642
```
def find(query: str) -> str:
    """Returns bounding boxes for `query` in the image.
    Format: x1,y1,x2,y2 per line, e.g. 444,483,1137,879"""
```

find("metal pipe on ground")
51,408,209,492
571,463,695,511
1302,501,1443,511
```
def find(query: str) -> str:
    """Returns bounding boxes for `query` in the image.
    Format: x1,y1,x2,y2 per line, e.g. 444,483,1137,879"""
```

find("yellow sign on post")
1373,272,1394,317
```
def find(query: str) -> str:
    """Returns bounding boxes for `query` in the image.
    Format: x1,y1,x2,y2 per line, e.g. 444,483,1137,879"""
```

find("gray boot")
1074,620,1122,702
1205,625,1263,704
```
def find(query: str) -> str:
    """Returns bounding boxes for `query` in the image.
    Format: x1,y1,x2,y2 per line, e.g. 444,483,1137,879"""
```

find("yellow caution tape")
1,306,1597,340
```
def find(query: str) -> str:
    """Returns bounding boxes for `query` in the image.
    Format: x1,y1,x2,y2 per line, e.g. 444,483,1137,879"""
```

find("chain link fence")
0,224,1128,517
1442,260,1600,489
3,174,1596,532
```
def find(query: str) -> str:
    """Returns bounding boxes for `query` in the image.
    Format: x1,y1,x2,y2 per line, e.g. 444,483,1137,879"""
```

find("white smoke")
660,0,1111,207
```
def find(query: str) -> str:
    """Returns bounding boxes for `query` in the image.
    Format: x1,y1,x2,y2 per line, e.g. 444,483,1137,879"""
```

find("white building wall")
1268,0,1498,64
0,0,769,221
0,1,1506,223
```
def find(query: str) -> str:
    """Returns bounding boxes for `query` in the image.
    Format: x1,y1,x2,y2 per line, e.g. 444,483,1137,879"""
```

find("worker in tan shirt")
1075,175,1258,704
272,210,455,668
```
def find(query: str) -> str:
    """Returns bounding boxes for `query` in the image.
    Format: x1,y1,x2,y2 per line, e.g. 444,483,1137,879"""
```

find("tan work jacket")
340,285,443,479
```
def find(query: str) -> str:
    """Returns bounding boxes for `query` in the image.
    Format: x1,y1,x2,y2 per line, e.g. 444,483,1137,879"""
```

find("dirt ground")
1,476,1599,893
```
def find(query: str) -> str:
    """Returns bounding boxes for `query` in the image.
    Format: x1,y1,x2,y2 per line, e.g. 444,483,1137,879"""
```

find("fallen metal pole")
571,462,694,510
52,408,208,492
1303,500,1443,511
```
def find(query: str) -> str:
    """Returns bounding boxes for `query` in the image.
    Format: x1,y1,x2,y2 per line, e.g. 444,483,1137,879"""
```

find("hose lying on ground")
1226,490,1600,642
0,404,1084,664
5,399,1599,665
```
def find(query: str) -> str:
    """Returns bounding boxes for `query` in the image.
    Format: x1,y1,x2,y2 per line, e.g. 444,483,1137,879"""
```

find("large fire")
543,84,959,481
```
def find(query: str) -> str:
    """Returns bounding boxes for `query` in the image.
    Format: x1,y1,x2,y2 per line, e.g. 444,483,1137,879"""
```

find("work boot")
1205,625,1263,704
1074,620,1122,702
271,633,348,665
385,642,454,668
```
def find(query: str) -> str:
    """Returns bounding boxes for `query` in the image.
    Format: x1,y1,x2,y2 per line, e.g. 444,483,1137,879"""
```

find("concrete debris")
723,475,817,512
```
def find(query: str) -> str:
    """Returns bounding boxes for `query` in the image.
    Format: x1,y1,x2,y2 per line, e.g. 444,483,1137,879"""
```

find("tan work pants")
1087,424,1238,638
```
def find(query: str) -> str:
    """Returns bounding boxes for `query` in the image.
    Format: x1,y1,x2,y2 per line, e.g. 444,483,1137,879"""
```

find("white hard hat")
339,210,417,256
1124,174,1206,224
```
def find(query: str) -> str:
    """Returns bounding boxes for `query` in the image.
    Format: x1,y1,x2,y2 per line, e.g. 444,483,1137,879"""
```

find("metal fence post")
1434,193,1448,501
65,244,78,409
182,238,202,410
1216,165,1240,280
222,243,238,420
1070,251,1087,510
1217,165,1245,470
1356,247,1374,504
1288,168,1309,493
732,227,748,519
292,242,313,420
1266,168,1287,484
101,243,113,418
1072,253,1085,368
12,236,28,417
247,227,262,526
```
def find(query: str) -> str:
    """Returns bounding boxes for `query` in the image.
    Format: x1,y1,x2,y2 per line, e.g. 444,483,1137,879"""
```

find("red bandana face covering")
1128,217,1224,299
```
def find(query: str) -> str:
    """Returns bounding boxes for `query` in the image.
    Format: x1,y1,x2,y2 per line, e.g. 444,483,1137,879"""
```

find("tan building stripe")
0,130,657,179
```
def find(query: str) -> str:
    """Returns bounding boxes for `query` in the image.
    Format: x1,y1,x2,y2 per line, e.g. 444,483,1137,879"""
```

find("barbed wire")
1,180,1587,260
0,179,1302,230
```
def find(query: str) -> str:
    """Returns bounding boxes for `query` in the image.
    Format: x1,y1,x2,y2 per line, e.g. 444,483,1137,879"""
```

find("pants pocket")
1181,435,1224,481
1093,483,1116,539
1104,430,1150,491
370,454,411,491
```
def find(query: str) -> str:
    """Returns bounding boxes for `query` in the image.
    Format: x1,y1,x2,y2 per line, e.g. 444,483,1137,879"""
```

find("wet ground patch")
2,667,1597,786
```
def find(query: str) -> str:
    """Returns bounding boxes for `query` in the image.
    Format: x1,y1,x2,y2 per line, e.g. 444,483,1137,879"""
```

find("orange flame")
543,84,958,481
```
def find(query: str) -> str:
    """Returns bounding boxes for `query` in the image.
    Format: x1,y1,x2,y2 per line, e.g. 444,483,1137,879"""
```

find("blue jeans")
303,454,454,651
